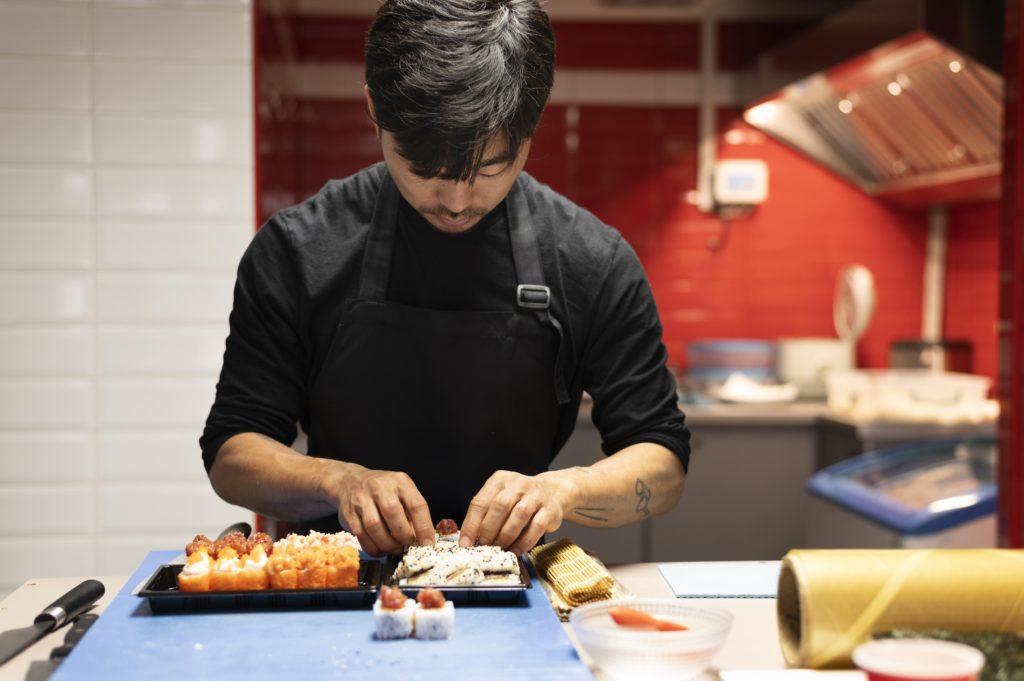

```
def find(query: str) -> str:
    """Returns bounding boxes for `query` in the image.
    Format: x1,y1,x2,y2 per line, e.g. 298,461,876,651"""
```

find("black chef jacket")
200,163,690,477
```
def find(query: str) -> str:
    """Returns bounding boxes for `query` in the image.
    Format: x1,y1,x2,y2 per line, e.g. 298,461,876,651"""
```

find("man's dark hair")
365,0,556,182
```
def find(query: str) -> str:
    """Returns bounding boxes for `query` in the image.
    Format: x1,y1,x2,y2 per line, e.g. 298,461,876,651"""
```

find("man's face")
380,130,532,234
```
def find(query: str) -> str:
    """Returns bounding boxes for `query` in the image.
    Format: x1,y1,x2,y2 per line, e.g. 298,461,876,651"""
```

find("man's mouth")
422,207,487,231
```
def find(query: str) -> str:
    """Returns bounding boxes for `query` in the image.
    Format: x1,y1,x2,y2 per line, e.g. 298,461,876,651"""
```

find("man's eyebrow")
480,151,516,167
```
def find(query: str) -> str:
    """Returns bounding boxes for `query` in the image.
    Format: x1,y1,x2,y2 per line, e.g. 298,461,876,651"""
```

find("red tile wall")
946,201,1000,380
256,17,1000,382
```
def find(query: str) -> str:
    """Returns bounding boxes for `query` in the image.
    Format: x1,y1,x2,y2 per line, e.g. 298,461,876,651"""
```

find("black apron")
304,173,570,530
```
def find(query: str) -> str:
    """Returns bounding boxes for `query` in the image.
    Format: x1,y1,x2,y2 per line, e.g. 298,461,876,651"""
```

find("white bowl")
852,639,985,681
569,598,733,681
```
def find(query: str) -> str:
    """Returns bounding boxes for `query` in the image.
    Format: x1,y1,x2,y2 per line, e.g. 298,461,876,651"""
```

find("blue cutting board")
52,550,593,680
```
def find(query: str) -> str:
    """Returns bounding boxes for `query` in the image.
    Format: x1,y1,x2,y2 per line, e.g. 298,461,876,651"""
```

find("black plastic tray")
383,556,531,605
137,561,382,613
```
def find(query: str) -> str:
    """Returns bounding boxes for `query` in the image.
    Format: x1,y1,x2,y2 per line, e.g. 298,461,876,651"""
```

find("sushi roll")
326,545,359,588
297,545,327,589
177,548,212,592
374,586,415,640
435,518,459,543
236,543,269,591
209,546,242,591
268,553,298,590
414,588,454,640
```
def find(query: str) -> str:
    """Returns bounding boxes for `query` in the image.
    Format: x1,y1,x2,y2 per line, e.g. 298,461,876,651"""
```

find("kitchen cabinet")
549,403,823,563
548,401,995,563
649,419,818,562
818,415,996,461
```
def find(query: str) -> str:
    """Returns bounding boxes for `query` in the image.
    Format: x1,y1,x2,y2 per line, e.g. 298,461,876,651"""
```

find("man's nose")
437,181,473,214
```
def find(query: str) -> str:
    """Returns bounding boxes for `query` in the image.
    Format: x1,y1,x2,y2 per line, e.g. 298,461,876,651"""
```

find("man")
201,0,690,556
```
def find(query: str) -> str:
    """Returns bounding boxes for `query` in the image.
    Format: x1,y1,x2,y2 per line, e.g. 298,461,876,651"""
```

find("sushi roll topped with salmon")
414,588,454,640
435,518,459,543
373,586,415,640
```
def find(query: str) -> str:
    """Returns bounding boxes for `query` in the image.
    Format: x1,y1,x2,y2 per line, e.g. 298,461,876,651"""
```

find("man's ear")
364,85,380,136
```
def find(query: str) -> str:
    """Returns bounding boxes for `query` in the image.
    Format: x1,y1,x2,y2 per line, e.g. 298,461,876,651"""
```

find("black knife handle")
33,580,105,630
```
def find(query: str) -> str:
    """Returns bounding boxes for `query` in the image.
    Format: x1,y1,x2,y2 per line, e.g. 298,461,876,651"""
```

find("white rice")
414,601,454,640
373,599,415,640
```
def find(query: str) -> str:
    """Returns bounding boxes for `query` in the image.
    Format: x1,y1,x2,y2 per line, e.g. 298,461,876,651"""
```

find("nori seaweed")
874,630,1024,681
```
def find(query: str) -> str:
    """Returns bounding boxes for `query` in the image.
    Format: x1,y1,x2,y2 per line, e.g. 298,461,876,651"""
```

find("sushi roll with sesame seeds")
413,588,454,640
374,586,415,640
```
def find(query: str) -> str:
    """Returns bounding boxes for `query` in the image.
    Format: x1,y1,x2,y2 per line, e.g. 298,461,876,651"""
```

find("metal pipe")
922,204,948,343
696,16,717,213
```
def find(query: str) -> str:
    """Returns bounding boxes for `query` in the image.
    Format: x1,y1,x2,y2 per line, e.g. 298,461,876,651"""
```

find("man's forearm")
542,442,686,528
208,432,356,522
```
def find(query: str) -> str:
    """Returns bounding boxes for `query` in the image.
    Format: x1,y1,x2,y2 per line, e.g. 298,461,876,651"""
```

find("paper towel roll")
777,549,1024,669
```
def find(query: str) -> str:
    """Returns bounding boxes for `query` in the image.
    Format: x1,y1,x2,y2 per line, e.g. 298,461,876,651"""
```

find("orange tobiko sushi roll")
177,549,212,592
236,544,270,591
268,553,298,590
297,546,327,589
209,547,242,591
326,545,359,588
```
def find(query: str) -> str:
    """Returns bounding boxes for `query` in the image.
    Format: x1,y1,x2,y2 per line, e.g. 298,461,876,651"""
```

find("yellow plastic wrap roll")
777,549,1024,669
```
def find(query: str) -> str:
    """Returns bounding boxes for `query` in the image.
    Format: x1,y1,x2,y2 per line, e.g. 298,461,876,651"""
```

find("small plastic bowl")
568,598,733,681
853,639,986,681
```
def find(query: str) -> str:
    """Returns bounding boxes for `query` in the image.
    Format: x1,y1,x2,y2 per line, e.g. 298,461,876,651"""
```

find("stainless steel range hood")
740,0,1003,206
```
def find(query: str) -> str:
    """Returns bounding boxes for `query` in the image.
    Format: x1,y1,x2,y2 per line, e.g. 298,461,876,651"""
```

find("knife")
0,579,105,667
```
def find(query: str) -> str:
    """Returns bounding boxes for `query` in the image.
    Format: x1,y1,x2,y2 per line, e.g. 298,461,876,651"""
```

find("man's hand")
337,466,435,555
458,470,576,555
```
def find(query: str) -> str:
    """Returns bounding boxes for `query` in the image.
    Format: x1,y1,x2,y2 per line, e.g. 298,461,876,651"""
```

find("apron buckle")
517,284,551,310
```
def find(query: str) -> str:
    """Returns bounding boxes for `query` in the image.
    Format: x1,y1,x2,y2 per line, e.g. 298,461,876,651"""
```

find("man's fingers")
359,533,383,557
460,476,502,547
401,487,435,547
508,516,547,556
345,514,382,557
378,495,415,546
474,489,521,546
359,505,403,555
494,496,538,548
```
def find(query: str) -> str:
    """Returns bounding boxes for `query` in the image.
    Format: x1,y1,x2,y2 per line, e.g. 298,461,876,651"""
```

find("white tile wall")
0,327,92,375
95,116,251,165
0,113,92,164
98,219,252,269
96,168,252,217
98,326,227,374
95,535,185,575
0,1,254,592
0,432,92,482
0,5,90,58
94,7,251,60
98,274,235,322
0,219,92,269
0,167,93,216
95,0,250,8
0,275,91,323
0,538,96,584
95,62,251,113
99,378,217,427
0,380,92,428
0,486,93,535
0,59,91,111
98,431,208,481
99,484,246,533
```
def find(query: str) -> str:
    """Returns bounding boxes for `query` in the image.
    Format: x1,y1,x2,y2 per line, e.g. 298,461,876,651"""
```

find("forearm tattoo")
635,478,652,517
574,507,611,523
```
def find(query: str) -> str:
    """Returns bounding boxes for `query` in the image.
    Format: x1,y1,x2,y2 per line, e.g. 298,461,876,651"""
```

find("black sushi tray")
136,560,383,613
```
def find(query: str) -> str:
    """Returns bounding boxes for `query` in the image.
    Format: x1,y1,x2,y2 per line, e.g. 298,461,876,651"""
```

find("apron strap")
357,170,401,302
509,180,571,406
